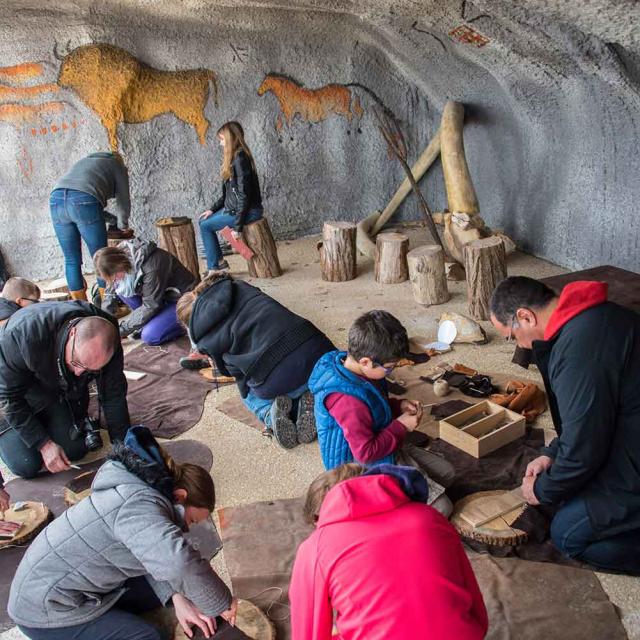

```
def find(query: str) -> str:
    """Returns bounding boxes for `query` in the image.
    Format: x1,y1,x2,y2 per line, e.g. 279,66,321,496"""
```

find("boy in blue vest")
309,310,453,515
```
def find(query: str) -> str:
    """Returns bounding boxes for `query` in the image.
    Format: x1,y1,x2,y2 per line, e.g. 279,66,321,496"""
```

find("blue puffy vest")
308,350,396,470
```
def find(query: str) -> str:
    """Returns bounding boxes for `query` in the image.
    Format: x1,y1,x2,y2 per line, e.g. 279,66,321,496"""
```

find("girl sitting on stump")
8,426,236,640
198,121,263,274
176,273,334,449
94,240,196,345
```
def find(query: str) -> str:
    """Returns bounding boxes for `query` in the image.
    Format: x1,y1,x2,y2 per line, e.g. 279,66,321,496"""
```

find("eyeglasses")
374,361,399,375
506,314,518,342
69,330,101,374
19,297,40,304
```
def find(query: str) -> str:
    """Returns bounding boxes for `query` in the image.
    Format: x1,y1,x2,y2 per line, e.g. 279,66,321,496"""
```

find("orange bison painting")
257,74,364,128
57,43,219,150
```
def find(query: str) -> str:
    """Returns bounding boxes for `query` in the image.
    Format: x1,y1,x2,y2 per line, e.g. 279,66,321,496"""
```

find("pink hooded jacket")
290,474,488,640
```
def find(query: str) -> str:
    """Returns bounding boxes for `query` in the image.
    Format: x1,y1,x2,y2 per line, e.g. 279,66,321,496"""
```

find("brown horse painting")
58,43,218,150
257,74,364,130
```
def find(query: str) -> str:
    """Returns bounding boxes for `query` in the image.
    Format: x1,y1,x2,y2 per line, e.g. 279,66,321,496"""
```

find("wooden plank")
462,409,506,437
477,416,526,457
439,421,479,457
443,400,488,427
458,490,526,528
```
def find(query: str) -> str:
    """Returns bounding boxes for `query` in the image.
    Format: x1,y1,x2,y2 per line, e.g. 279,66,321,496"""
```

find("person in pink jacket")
290,464,488,640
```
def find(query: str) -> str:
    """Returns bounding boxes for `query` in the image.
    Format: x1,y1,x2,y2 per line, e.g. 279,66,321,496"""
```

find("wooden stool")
464,236,507,320
155,217,201,284
407,245,449,305
318,221,357,282
41,276,71,301
106,228,135,248
374,232,409,284
243,218,282,278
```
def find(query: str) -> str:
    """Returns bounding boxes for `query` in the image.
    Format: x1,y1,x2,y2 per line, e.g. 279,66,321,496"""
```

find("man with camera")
0,300,129,478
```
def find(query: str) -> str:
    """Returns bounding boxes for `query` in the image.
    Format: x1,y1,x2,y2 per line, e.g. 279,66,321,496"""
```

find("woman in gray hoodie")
8,426,235,640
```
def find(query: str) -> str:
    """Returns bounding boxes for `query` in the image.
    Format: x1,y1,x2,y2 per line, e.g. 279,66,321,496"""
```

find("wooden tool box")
438,400,525,458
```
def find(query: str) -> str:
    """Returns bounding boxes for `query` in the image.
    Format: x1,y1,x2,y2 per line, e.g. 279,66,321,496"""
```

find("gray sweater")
8,460,231,629
53,152,131,228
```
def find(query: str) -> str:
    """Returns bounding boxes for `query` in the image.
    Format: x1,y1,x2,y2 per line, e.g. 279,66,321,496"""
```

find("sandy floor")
1,223,638,639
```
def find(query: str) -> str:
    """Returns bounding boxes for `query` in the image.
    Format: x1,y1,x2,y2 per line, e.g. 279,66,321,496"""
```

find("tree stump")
464,236,507,320
243,217,282,278
318,221,357,282
407,245,449,305
375,232,409,284
155,217,200,283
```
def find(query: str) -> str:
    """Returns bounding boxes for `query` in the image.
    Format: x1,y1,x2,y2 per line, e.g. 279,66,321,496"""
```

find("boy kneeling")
309,310,454,516
0,277,40,327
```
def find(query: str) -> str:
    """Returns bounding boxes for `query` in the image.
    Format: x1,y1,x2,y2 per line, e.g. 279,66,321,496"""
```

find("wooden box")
438,400,525,458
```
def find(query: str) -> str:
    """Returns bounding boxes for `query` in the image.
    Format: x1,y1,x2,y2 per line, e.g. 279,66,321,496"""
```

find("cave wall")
0,0,638,279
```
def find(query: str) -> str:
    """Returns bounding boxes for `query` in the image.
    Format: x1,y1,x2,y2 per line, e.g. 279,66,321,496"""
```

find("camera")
69,417,104,452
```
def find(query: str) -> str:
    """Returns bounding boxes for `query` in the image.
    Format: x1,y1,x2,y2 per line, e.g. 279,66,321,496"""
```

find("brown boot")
69,289,87,301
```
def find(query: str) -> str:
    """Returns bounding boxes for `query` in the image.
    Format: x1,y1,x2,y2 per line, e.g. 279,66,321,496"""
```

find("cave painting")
449,25,490,47
0,62,66,129
57,43,219,150
0,62,45,81
257,74,365,130
0,83,59,100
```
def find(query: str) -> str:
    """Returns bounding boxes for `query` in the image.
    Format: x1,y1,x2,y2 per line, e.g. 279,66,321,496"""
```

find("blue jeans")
550,496,640,573
199,207,263,269
50,188,107,290
242,383,308,427
119,295,186,346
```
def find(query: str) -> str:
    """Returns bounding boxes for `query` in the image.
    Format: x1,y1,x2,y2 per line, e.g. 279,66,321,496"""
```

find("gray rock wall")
0,1,638,279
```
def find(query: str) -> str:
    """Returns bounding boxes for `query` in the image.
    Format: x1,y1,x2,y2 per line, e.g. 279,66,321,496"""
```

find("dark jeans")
550,495,640,574
0,399,88,479
50,188,108,290
198,207,263,269
19,577,164,640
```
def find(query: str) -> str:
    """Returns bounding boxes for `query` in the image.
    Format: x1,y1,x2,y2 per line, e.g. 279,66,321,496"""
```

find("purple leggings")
120,295,186,346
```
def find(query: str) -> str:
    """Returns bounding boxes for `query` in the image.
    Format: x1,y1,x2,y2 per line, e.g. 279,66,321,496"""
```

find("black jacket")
532,292,640,535
190,276,322,397
0,298,20,322
103,240,196,337
210,150,262,231
0,301,130,448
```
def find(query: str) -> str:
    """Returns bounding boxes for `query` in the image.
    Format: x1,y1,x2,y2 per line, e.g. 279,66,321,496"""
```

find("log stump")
464,236,507,320
318,221,357,282
155,217,200,283
407,245,449,305
375,232,409,284
243,218,282,278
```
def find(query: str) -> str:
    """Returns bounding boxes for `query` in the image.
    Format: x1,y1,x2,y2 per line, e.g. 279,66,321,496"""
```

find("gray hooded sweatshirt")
8,460,231,629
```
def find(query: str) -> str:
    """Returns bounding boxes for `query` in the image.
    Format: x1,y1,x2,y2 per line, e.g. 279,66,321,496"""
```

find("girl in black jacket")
177,274,334,449
198,122,263,273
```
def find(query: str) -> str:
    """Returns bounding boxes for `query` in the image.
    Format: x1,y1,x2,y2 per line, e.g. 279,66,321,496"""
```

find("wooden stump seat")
242,218,282,278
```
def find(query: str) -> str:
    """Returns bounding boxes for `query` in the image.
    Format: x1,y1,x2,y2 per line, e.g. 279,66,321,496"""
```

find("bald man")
0,301,129,478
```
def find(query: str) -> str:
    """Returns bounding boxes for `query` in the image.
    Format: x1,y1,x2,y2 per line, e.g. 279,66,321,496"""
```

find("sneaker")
295,391,317,444
268,396,298,449
179,351,210,370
